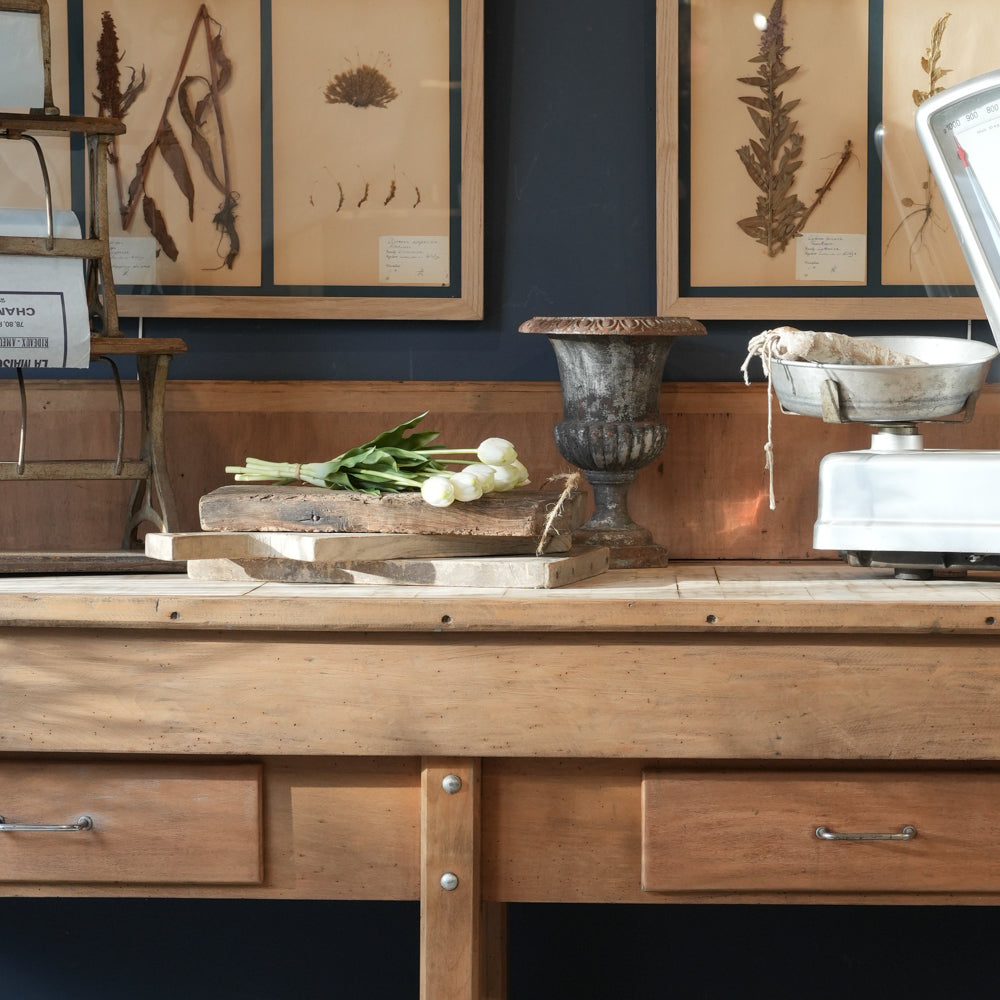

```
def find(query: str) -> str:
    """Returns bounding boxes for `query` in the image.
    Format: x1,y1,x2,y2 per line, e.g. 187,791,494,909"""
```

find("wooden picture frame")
66,0,482,321
656,0,991,321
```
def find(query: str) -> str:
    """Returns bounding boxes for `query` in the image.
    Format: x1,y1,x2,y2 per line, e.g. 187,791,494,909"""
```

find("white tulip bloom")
421,475,456,507
477,437,517,465
509,459,530,485
449,470,484,502
461,463,496,492
489,463,521,492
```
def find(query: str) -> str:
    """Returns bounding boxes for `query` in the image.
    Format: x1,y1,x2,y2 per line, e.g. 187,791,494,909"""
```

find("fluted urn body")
520,315,706,568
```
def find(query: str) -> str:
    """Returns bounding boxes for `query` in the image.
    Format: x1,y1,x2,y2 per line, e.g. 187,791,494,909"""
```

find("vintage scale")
768,69,1000,578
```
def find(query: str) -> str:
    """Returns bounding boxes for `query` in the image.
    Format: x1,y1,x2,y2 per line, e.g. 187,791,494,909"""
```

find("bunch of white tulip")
420,438,530,508
226,413,530,507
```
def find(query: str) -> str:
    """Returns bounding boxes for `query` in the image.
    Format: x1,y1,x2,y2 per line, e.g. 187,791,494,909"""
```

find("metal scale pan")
769,335,997,425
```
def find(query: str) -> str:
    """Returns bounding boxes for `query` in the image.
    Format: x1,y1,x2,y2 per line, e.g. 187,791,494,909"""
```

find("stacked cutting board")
144,485,608,587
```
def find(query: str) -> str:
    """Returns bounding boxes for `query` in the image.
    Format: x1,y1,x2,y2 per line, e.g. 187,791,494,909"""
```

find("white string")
741,334,779,510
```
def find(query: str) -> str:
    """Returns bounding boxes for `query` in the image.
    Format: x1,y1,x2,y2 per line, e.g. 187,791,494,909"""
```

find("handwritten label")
795,233,866,282
379,236,449,285
111,237,157,286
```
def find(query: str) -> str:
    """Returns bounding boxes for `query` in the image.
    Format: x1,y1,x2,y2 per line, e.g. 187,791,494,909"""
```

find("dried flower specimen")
324,59,399,109
94,12,146,212
94,11,146,119
109,4,239,268
735,0,853,257
885,13,952,264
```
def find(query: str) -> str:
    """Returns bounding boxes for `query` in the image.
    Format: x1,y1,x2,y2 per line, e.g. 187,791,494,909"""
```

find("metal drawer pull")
815,824,916,842
0,814,93,833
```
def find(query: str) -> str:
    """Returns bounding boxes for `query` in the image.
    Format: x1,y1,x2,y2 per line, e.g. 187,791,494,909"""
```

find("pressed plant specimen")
93,12,146,212
105,4,240,269
885,13,952,265
735,0,853,257
324,55,399,109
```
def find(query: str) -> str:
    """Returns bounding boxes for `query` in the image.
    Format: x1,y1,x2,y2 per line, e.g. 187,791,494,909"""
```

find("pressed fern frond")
735,0,852,257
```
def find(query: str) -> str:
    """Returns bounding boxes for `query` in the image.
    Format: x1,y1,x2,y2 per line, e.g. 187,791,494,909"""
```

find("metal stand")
0,110,186,568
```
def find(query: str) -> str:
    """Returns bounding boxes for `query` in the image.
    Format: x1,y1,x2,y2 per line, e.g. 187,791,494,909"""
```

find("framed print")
657,0,992,321
59,0,482,319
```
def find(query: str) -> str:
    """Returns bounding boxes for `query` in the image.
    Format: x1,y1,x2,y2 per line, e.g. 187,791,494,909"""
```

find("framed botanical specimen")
24,0,483,320
657,0,995,321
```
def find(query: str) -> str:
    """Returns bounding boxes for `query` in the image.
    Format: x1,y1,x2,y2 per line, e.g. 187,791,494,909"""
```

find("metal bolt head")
440,872,459,891
441,774,463,794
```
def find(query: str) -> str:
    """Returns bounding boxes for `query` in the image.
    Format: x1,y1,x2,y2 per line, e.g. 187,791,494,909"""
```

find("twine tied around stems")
536,472,582,556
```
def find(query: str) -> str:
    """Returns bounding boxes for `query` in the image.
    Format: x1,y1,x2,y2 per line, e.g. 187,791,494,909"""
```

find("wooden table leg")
421,757,506,999
123,352,178,545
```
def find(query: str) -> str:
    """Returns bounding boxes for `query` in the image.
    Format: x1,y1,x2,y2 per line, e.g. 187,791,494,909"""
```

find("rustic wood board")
146,530,570,564
199,486,587,537
0,551,184,575
185,547,609,588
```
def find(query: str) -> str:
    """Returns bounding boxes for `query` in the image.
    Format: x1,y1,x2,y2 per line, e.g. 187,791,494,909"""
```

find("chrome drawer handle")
0,814,93,833
815,824,916,842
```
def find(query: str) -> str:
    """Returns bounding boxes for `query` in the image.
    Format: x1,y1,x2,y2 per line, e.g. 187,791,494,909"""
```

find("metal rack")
0,1,186,568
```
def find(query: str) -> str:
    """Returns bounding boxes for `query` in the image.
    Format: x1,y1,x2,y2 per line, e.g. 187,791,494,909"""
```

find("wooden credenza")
3,563,1000,998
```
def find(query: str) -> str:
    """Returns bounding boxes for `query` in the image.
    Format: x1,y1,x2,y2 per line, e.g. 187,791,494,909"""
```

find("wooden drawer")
642,770,1000,894
0,762,262,884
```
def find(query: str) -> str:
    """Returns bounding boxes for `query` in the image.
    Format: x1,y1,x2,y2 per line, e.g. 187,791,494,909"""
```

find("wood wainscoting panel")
3,380,1000,559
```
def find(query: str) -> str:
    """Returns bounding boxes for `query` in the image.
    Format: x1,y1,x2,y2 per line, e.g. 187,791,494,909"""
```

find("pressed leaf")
737,217,767,238
157,120,196,221
738,95,770,110
179,77,226,193
747,107,769,135
142,194,178,260
770,66,799,85
211,28,233,91
119,65,147,116
123,141,156,227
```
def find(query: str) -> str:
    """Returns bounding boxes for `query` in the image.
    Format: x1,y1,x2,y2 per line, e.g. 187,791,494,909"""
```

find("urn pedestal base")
558,462,669,569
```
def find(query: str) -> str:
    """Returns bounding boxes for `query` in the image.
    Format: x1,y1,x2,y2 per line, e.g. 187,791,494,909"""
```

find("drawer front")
0,762,262,884
642,770,1000,893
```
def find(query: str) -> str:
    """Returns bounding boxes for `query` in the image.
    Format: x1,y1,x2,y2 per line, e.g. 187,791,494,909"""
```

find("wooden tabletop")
1,562,999,634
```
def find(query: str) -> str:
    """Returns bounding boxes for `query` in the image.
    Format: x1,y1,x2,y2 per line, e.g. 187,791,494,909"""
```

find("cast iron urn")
520,315,706,568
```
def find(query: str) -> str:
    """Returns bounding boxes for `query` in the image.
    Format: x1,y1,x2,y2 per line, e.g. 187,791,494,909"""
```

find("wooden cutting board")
145,530,570,563
184,547,609,588
199,486,588,537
